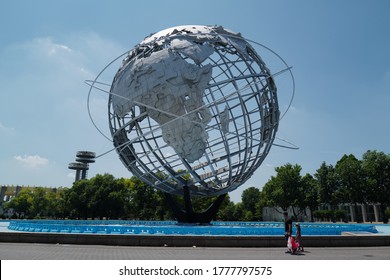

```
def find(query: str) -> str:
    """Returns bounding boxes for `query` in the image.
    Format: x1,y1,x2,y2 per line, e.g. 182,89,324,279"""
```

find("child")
295,223,304,252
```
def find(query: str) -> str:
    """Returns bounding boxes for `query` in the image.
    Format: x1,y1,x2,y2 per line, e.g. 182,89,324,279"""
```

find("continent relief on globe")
111,47,215,163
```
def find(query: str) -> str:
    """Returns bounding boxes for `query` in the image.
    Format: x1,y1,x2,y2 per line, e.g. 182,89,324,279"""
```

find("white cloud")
32,37,91,77
14,155,49,168
0,121,14,133
46,42,72,56
35,37,71,55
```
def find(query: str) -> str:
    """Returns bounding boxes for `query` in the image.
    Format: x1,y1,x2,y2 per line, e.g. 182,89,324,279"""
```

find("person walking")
295,223,304,252
283,212,292,253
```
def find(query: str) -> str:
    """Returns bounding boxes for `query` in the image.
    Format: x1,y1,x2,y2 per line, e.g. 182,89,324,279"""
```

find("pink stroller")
287,236,299,254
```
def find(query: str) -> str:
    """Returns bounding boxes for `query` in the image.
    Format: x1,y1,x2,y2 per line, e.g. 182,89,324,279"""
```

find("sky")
0,0,389,203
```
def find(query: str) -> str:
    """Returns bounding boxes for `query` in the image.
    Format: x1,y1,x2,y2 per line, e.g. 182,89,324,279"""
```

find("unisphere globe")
108,25,281,197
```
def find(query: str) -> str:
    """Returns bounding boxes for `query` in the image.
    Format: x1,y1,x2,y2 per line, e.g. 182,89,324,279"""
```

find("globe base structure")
165,186,227,224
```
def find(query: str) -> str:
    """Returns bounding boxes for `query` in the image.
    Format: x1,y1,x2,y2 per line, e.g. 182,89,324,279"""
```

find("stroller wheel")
292,249,297,254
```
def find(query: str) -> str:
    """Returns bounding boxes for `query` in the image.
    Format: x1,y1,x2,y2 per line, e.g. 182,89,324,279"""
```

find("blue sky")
1,0,389,203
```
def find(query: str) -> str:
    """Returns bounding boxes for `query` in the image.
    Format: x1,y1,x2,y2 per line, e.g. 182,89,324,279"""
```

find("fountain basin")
8,220,378,236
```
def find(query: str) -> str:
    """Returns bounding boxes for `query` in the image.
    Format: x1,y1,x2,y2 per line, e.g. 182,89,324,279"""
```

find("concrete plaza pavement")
1,222,390,260
1,242,390,260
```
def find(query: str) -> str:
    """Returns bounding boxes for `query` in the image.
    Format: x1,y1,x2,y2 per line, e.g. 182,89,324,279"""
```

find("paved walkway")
2,222,390,260
1,242,390,260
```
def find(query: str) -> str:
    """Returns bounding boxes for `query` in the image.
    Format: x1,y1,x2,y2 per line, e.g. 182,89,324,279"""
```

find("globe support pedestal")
164,186,227,224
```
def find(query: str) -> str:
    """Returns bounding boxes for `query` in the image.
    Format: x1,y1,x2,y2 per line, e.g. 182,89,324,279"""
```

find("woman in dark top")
283,212,292,241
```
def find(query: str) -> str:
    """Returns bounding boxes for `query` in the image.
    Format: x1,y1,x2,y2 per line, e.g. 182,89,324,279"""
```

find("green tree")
45,189,64,219
233,202,244,221
262,163,302,216
3,188,33,218
30,187,48,218
334,154,367,222
241,187,262,220
299,174,319,222
88,174,126,219
315,162,340,208
154,189,174,220
128,176,159,220
62,179,92,219
362,150,390,223
217,200,236,221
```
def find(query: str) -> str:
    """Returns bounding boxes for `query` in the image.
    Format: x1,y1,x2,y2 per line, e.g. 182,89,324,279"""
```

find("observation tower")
68,151,96,182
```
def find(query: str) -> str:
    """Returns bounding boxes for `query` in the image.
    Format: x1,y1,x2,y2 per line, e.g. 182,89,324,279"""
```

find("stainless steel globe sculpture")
109,25,280,194
88,25,294,222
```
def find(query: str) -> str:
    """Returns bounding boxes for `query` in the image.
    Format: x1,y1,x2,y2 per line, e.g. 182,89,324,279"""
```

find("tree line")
3,150,390,222
260,150,390,222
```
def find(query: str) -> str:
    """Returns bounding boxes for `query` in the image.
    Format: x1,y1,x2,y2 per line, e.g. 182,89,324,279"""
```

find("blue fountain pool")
6,220,381,236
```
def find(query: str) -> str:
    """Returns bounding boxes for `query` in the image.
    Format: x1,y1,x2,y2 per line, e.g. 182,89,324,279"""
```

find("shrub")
334,210,346,221
385,208,390,220
313,209,345,222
